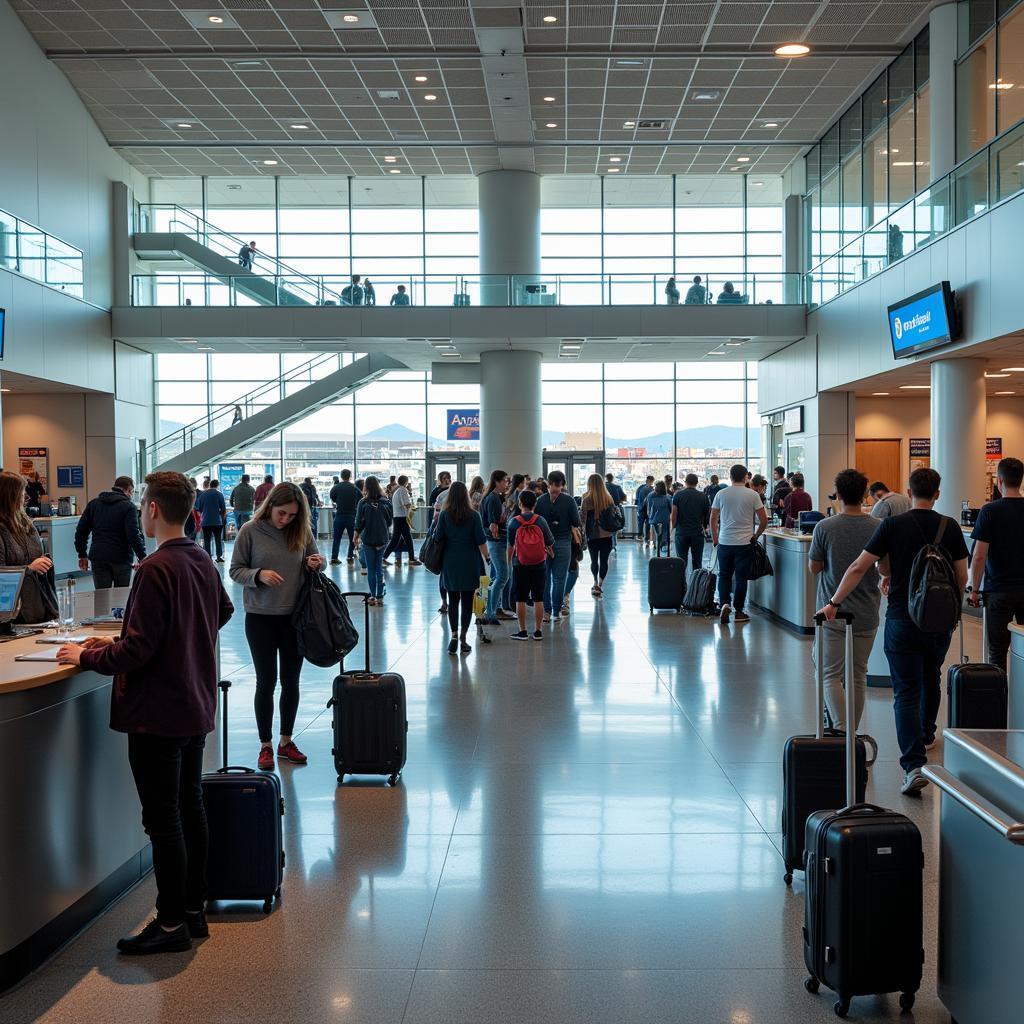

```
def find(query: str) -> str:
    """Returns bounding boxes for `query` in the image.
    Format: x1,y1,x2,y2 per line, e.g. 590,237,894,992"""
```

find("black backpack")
599,504,625,533
907,517,962,633
360,500,391,546
292,571,359,667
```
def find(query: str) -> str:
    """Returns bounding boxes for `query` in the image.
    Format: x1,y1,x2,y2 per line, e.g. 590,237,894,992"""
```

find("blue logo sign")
218,463,246,492
447,408,480,442
888,284,954,357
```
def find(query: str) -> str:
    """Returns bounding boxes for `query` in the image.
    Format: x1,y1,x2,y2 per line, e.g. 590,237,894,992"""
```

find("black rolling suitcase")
802,638,924,1019
328,592,408,786
682,551,717,615
202,680,285,913
947,601,1007,729
648,556,686,612
782,612,867,885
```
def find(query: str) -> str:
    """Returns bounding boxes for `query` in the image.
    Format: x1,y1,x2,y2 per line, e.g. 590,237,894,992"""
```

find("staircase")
146,351,406,476
133,205,338,307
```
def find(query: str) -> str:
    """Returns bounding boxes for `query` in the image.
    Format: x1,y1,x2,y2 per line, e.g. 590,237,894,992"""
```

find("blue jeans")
638,509,649,540
883,618,952,772
332,511,356,560
675,529,704,572
717,542,753,613
486,540,509,619
310,506,319,536
363,544,385,598
544,537,571,613
652,521,669,557
234,510,252,531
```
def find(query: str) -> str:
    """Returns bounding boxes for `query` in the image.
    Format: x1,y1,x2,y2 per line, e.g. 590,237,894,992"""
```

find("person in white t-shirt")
382,474,421,567
710,463,768,625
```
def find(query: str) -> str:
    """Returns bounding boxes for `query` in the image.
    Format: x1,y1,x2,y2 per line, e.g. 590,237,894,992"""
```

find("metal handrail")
145,351,343,464
923,764,1024,844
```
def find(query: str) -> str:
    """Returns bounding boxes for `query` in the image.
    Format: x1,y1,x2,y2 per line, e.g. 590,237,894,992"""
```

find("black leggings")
246,612,304,743
447,590,475,637
588,537,613,581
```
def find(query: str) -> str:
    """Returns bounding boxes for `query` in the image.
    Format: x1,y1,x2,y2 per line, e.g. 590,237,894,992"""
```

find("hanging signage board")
909,438,931,459
447,408,480,442
986,437,1003,460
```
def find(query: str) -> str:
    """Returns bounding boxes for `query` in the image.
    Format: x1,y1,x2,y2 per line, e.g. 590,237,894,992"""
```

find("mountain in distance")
360,422,424,441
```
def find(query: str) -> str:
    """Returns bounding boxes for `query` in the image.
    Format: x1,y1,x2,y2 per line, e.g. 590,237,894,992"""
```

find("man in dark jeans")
330,469,362,564
58,472,233,954
710,463,768,625
820,467,968,796
75,476,147,588
670,472,711,575
969,456,1024,670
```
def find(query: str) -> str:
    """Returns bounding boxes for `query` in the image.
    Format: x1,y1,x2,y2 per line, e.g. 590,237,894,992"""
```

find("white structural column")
931,358,987,518
479,349,543,479
478,168,541,298
929,3,958,182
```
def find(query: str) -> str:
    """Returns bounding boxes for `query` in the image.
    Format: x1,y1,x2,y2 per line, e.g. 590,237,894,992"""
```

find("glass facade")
0,206,83,297
154,354,759,504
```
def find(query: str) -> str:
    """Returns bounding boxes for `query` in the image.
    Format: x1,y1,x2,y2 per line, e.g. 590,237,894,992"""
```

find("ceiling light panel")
323,10,380,30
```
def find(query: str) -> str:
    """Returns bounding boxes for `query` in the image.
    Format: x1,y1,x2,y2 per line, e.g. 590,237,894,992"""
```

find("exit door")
426,453,480,492
542,450,606,496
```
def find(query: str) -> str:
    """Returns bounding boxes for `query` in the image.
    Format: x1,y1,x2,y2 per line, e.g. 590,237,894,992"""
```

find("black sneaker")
511,630,529,641
116,918,192,956
330,558,341,565
185,909,208,938
733,610,750,623
533,630,543,641
447,638,458,655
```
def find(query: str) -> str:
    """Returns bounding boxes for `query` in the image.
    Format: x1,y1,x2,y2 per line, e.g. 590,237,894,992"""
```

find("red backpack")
513,514,546,565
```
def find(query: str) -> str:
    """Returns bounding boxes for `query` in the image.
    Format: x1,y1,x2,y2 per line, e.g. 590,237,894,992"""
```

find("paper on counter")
15,648,62,662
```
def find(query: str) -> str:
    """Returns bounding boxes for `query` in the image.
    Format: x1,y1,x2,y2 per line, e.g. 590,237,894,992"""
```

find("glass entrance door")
542,450,606,497
426,453,480,494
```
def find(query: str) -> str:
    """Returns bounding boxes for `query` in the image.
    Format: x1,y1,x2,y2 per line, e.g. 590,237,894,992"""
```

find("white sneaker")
900,768,929,796
719,603,731,625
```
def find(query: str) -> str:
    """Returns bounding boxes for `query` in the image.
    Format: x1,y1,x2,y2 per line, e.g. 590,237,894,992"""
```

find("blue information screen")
888,284,954,357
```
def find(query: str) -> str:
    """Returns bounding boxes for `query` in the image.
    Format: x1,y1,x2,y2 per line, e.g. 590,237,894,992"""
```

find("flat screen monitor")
888,282,960,358
0,567,26,622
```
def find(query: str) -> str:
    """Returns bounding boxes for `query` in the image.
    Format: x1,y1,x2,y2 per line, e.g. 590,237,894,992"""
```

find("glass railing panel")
862,220,887,279
839,236,864,294
953,149,990,226
991,120,1024,203
820,255,840,303
914,180,952,247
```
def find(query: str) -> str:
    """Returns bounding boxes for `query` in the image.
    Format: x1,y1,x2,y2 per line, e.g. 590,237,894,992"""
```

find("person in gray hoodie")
229,481,323,771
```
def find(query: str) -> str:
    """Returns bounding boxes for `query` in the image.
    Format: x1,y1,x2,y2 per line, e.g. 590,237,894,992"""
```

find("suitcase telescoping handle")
339,591,372,673
812,611,854,742
215,679,255,774
814,610,856,805
960,594,989,665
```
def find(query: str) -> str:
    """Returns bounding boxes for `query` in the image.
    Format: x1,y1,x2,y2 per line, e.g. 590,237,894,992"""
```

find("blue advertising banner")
218,463,246,493
447,408,480,442
888,284,954,357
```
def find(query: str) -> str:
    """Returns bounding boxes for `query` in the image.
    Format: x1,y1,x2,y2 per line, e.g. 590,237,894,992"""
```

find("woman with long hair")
581,473,614,597
0,470,55,622
468,475,485,511
230,481,324,770
434,481,489,654
354,476,393,604
480,469,513,623
646,480,672,557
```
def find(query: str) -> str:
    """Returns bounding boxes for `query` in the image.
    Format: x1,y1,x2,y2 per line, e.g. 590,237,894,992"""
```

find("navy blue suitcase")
648,556,686,612
202,680,285,913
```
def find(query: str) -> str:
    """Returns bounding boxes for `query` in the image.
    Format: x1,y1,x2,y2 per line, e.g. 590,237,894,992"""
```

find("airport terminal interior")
3,0,1024,1021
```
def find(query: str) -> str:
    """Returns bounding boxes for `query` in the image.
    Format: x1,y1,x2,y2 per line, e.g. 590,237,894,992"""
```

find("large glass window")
957,31,997,159
998,3,1024,130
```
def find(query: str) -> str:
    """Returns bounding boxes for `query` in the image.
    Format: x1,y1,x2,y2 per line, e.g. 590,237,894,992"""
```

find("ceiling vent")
637,119,670,130
376,90,400,101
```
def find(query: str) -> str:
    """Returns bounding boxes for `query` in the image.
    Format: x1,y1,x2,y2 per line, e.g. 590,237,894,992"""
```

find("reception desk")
0,588,150,993
748,528,816,634
1008,624,1024,729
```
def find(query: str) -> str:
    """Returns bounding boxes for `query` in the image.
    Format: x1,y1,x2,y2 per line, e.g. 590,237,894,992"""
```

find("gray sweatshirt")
229,518,318,615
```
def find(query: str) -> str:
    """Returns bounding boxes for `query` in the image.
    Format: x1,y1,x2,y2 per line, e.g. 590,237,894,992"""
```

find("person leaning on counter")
57,472,234,956
0,469,56,621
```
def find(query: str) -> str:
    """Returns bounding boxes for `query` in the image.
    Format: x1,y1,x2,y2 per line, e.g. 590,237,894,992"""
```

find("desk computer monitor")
0,567,26,633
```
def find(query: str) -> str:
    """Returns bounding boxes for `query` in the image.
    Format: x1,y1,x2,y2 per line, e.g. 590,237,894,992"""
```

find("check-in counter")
923,731,1024,1024
0,588,150,993
748,527,816,634
31,516,85,578
1007,624,1024,729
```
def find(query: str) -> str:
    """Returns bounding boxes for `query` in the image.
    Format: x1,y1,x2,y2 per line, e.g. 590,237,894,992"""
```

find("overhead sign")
909,438,931,458
888,282,959,358
987,437,1003,460
783,406,803,435
218,463,246,493
57,465,84,488
447,408,480,442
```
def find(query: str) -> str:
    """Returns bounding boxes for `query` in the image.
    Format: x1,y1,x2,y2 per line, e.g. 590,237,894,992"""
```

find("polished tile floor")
5,543,969,1023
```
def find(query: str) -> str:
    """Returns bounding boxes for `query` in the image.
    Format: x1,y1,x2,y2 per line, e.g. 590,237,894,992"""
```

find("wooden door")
855,439,902,494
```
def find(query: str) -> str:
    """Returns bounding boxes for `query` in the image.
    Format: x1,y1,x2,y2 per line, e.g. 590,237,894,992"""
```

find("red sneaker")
277,740,308,765
257,745,275,771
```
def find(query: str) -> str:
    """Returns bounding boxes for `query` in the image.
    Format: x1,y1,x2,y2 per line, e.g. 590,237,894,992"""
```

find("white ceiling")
10,0,932,177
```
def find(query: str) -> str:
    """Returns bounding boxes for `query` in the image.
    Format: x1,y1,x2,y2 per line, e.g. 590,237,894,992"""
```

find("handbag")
419,529,445,575
748,539,774,581
291,571,358,668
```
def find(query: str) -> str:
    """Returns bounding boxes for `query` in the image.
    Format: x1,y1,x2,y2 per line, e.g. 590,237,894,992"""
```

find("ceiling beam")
109,138,814,149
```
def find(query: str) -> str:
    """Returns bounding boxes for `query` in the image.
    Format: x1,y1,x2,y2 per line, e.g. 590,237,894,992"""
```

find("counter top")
943,728,1024,782
1010,622,1024,638
762,527,813,543
31,515,81,523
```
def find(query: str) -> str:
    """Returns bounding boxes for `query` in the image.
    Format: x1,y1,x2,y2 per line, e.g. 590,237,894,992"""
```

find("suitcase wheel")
783,871,793,886
388,773,399,787
833,1001,848,1018
899,992,915,1012
803,977,819,994
262,898,272,914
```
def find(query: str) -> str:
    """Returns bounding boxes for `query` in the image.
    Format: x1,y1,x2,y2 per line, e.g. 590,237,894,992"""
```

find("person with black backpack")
354,476,393,606
820,467,968,795
581,473,621,598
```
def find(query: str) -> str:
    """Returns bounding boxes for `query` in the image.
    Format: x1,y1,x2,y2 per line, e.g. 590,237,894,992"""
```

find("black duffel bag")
748,538,774,581
292,571,359,667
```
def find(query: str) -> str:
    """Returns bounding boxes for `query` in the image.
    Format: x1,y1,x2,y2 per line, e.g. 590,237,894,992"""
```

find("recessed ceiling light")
0,388,11,393
414,75,428,82
176,122,193,128
623,120,636,128
707,350,727,356
389,169,401,174
207,15,224,23
990,79,1015,90
736,156,750,163
899,385,931,390
871,392,890,396
545,122,557,128
343,13,359,22
290,124,309,130
424,93,437,101
693,91,720,101
607,168,620,173
1002,366,1024,371
384,155,397,162
729,165,741,171
197,346,214,351
775,43,811,57
751,180,765,187
262,159,278,166
761,121,780,128
543,14,558,22
995,390,1016,395
609,156,622,162
985,372,1011,378
226,184,241,190
725,342,744,346
233,59,265,67
543,96,556,102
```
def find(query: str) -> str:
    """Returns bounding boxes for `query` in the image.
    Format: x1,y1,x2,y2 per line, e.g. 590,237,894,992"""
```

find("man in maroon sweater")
59,472,233,955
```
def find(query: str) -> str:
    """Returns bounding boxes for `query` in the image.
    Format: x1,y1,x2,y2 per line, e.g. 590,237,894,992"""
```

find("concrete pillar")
783,193,803,303
929,3,958,183
478,169,540,305
479,349,542,479
931,358,987,518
